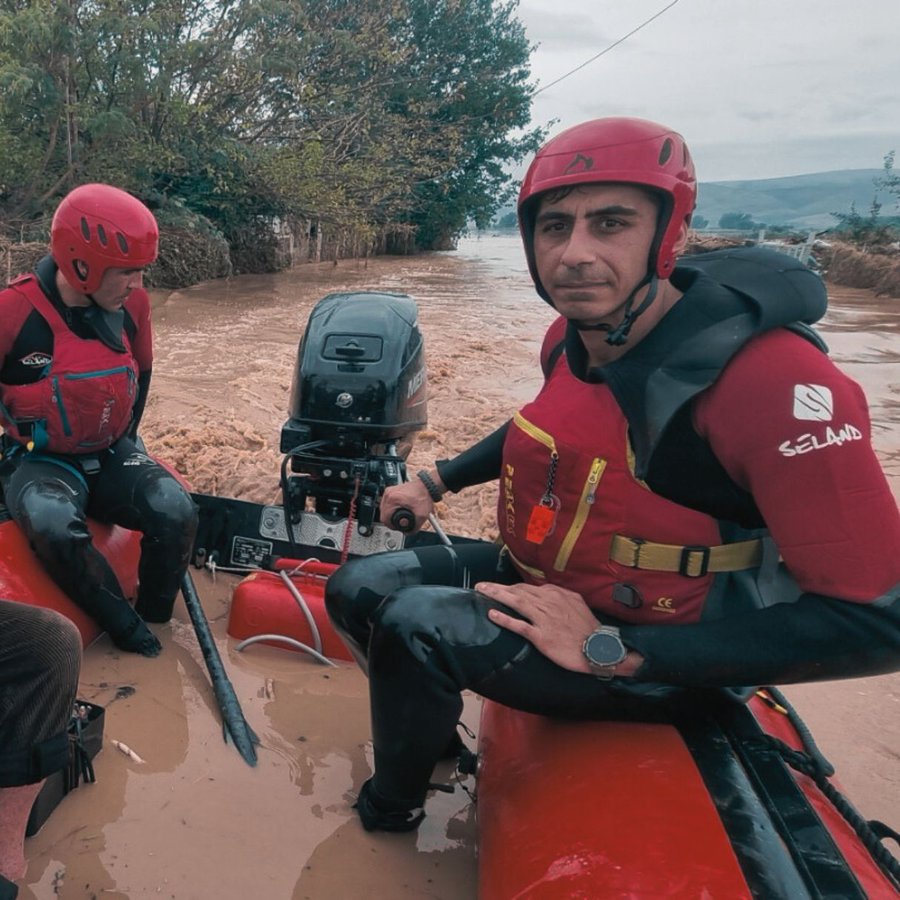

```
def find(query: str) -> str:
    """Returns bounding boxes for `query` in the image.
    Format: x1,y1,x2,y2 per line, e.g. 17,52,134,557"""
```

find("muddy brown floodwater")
20,235,900,899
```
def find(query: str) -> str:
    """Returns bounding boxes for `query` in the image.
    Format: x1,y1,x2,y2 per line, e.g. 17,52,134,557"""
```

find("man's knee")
324,557,371,625
140,475,198,539
325,550,420,633
15,481,87,549
27,608,82,688
372,585,497,650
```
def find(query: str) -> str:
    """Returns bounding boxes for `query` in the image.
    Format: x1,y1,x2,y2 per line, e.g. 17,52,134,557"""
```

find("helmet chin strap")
570,273,660,347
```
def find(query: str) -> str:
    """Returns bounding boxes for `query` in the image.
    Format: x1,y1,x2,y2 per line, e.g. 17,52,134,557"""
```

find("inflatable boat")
0,511,140,647
5,288,899,898
477,695,900,898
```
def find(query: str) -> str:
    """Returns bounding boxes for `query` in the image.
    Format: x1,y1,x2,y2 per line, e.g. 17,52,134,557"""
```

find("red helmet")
518,117,697,302
50,183,159,295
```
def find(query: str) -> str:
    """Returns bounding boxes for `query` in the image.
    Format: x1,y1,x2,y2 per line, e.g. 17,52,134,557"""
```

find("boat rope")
758,686,900,887
202,561,255,575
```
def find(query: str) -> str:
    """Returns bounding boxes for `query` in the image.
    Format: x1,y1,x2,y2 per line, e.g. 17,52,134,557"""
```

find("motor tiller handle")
390,507,416,533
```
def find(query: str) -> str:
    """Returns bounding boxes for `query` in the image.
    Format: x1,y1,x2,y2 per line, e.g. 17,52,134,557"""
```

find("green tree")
830,151,900,246
395,0,545,249
830,199,886,244
718,211,761,231
0,0,76,228
876,150,898,199
0,0,543,263
0,1,278,225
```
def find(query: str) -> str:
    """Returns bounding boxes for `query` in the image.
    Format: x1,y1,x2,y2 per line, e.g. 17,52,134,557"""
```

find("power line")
534,0,682,96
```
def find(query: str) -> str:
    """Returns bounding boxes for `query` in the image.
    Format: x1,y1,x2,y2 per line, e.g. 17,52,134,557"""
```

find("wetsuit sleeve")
622,328,900,685
435,422,509,493
621,591,900,686
129,369,152,438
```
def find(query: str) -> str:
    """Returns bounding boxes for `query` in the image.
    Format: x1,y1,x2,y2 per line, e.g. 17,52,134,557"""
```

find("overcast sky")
516,0,900,182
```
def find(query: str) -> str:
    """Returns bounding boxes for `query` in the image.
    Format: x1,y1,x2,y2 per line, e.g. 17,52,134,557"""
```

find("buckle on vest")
79,456,102,476
679,545,710,578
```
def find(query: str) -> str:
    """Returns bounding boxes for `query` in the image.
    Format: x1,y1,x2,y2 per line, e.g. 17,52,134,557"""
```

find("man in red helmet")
0,184,198,656
325,118,900,831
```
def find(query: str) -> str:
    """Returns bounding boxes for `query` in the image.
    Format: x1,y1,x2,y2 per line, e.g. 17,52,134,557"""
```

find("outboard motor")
279,291,427,539
191,291,433,569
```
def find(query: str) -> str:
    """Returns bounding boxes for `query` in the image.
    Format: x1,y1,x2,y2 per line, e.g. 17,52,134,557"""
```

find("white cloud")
517,0,900,181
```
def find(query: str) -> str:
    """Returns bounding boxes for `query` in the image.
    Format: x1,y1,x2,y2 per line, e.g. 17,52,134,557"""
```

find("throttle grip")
390,507,416,533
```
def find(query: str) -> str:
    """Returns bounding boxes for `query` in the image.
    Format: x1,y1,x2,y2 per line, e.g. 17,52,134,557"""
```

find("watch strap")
417,469,445,502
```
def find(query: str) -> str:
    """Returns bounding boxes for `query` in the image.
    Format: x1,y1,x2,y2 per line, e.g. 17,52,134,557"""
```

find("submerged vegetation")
0,0,546,285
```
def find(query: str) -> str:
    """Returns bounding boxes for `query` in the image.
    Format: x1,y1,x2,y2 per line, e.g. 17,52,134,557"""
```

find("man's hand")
478,581,644,677
380,472,441,533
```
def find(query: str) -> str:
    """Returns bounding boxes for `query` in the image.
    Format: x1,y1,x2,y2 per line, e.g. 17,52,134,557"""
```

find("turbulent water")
19,235,900,900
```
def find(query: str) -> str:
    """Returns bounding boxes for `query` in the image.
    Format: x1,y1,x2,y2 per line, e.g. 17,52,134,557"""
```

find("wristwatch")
583,626,628,680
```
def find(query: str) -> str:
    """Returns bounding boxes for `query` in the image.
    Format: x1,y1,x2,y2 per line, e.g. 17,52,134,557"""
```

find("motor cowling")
281,291,427,457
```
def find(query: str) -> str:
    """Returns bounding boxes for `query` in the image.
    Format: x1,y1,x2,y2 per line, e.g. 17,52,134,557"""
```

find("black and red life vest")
499,248,829,624
0,274,138,454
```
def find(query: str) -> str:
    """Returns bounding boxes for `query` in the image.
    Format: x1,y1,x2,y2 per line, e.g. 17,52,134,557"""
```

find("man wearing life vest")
0,184,198,656
325,117,900,832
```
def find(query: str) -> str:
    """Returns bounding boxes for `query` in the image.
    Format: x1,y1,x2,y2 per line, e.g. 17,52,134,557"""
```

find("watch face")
585,630,626,666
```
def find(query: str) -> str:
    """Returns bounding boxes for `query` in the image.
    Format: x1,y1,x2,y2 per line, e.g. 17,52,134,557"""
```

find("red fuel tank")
226,563,353,661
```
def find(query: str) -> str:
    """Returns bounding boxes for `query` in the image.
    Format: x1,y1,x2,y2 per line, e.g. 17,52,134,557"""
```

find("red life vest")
0,275,138,454
498,359,731,624
498,250,833,625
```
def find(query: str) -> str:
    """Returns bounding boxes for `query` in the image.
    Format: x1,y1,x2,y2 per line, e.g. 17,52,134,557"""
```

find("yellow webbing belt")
609,534,764,578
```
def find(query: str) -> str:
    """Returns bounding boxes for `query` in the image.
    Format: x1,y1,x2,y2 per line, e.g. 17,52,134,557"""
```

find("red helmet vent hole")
80,217,91,241
97,224,108,246
116,233,129,254
658,138,673,166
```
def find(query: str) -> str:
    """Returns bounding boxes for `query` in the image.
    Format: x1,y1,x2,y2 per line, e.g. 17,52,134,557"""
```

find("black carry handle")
390,507,416,533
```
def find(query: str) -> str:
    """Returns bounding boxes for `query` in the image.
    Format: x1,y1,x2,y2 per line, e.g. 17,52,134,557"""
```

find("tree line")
830,153,900,246
0,0,546,285
707,154,900,241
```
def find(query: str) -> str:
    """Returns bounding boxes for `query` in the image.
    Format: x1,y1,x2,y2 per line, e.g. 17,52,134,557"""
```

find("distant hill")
491,169,899,232
695,169,898,231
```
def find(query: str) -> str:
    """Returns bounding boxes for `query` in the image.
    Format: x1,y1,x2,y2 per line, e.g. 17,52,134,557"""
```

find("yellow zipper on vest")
505,546,546,580
553,457,607,571
513,411,557,453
